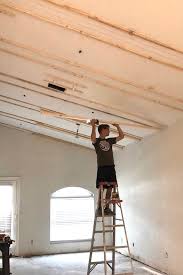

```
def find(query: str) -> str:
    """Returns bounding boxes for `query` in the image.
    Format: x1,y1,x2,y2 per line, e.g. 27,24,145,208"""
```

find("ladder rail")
87,182,134,275
87,188,101,275
112,202,116,274
101,185,108,275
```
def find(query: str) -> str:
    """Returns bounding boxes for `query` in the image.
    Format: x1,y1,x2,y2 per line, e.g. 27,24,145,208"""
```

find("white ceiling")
0,0,183,149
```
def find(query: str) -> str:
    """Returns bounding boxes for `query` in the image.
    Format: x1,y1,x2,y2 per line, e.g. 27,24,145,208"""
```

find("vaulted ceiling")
0,0,183,149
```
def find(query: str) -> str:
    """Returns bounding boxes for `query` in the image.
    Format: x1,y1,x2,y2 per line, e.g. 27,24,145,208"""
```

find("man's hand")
90,119,97,143
112,123,119,128
91,119,98,126
112,124,124,142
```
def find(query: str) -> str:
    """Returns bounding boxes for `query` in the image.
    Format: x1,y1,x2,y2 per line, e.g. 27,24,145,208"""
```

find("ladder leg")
118,196,134,274
88,182,134,275
112,189,116,275
101,185,108,275
87,188,101,275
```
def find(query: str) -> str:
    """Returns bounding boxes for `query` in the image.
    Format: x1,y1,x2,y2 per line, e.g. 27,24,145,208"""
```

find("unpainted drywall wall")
0,125,101,256
115,118,183,275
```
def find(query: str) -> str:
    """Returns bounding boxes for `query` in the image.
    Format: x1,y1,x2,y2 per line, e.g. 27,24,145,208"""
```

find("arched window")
50,187,94,242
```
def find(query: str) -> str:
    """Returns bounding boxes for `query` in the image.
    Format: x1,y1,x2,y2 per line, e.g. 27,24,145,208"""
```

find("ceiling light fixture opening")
48,83,66,93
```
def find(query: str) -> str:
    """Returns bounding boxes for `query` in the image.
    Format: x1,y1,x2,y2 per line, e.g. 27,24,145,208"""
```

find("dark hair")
98,124,109,134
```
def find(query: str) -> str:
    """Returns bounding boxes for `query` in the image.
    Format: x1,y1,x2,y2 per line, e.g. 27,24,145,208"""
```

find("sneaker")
112,192,120,200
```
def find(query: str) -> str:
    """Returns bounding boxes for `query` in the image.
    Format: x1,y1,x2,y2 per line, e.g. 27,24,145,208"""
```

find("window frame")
0,177,20,255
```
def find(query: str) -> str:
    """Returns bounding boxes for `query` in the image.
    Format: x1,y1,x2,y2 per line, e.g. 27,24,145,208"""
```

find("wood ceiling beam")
0,121,92,149
0,111,124,149
0,4,15,16
0,73,164,128
1,45,182,113
2,35,182,104
0,95,142,141
0,111,93,142
43,0,183,56
2,2,183,71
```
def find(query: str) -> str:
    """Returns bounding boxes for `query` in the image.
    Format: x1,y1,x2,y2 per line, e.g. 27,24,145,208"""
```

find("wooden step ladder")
87,182,134,275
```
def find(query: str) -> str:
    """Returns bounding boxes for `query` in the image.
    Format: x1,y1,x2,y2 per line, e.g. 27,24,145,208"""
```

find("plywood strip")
40,108,145,134
40,108,143,140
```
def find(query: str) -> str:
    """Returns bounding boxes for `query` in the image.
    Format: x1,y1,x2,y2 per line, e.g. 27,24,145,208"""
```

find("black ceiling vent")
48,83,66,92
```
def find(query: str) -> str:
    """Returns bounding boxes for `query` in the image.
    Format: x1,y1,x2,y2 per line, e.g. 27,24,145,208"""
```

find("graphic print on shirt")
99,140,110,152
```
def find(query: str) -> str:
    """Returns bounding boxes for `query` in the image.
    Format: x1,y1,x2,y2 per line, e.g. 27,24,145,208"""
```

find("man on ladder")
88,119,134,275
91,119,124,214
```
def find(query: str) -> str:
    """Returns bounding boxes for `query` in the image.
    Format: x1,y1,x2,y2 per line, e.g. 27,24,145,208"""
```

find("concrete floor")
8,252,163,275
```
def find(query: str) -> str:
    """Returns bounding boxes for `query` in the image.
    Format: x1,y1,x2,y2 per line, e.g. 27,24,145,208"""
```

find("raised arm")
91,119,97,143
112,124,124,142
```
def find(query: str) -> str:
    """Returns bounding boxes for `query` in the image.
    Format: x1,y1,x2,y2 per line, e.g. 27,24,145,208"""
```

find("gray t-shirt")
93,137,116,167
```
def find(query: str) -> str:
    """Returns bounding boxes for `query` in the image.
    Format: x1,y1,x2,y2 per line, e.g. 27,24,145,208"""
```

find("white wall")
2,120,183,275
115,118,183,275
0,125,99,256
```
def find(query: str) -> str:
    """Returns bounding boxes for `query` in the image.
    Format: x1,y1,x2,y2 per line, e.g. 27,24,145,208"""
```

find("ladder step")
111,200,123,203
87,187,134,275
93,245,128,251
91,260,113,265
104,199,123,204
104,224,124,228
95,230,113,233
